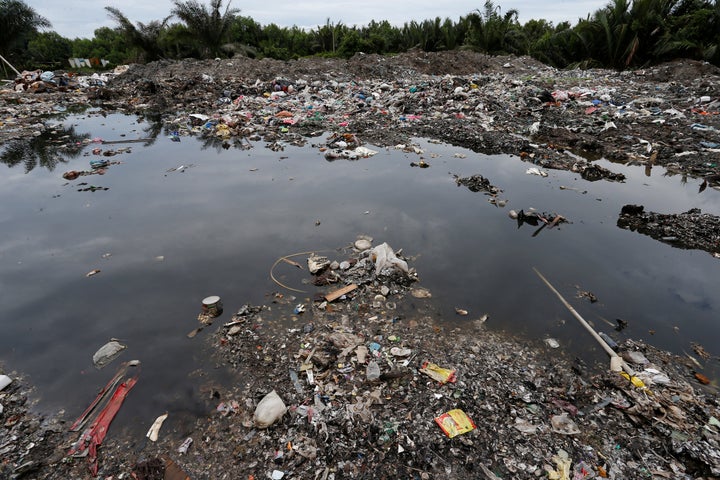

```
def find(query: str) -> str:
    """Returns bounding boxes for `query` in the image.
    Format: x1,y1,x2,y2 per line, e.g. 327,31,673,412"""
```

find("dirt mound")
641,58,720,83
112,50,550,87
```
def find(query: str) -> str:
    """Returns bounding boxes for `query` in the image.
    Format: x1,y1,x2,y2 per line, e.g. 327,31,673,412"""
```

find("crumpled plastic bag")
92,340,127,369
546,449,572,480
253,390,287,428
551,413,580,435
370,242,408,275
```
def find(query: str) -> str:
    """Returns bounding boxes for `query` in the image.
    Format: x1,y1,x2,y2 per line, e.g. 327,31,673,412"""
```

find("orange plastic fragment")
695,372,711,385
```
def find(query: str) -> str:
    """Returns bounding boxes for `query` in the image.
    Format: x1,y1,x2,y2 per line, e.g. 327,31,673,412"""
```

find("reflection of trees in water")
0,125,89,173
0,113,165,173
196,133,254,152
136,113,163,147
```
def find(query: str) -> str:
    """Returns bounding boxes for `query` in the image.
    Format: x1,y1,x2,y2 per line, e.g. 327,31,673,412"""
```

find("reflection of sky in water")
1,112,719,430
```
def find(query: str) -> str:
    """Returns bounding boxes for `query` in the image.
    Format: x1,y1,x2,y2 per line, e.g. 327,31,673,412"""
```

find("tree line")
2,0,719,77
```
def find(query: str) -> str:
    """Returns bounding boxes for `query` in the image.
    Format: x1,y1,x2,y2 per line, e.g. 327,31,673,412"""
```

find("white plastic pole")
533,267,635,376
0,54,21,77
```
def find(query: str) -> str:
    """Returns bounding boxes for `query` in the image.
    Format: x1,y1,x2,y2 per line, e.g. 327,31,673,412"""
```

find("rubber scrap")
69,376,139,475
68,360,140,475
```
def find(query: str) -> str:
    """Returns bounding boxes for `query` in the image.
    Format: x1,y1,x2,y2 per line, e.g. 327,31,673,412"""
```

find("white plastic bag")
253,390,287,428
371,242,408,276
92,340,126,368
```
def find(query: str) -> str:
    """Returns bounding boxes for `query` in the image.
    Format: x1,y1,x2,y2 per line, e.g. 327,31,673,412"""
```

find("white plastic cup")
0,375,12,391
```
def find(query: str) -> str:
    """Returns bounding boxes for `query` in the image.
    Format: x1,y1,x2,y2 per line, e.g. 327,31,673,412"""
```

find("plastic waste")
253,390,287,428
307,255,330,274
370,242,408,275
354,146,378,157
621,350,648,365
420,361,456,384
146,413,168,441
598,332,618,351
366,360,380,381
355,345,368,363
546,449,571,480
514,417,538,434
434,409,476,438
550,413,580,435
289,369,303,393
177,437,193,454
92,340,127,369
0,374,12,391
526,167,548,177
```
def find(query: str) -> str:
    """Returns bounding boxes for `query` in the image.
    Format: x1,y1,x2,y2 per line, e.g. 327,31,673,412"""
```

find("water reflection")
0,112,164,176
0,111,718,435
0,124,88,173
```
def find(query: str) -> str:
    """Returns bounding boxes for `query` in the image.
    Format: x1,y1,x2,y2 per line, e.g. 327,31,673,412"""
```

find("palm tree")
653,0,719,63
171,0,240,58
0,0,51,74
464,1,524,55
105,6,170,62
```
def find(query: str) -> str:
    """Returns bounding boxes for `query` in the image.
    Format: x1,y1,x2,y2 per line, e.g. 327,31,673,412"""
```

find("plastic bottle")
0,374,11,391
598,332,618,351
366,361,380,381
289,369,303,394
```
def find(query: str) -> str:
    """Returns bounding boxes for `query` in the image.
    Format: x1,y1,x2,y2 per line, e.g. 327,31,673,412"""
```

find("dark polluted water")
1,111,719,435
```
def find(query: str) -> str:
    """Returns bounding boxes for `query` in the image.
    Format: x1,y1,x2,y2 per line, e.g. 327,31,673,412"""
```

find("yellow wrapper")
420,361,457,384
435,409,476,438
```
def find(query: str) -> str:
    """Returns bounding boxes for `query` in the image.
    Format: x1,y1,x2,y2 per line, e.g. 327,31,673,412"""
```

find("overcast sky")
28,0,611,40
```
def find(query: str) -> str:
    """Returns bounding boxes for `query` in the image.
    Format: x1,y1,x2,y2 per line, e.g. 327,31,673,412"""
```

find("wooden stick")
533,267,635,376
325,283,358,302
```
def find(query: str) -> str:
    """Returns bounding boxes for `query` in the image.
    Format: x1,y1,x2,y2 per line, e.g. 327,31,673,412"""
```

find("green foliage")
0,0,51,52
0,0,51,72
464,1,526,55
27,32,71,68
171,0,240,58
105,6,170,62
158,23,201,59
71,27,129,65
4,0,720,75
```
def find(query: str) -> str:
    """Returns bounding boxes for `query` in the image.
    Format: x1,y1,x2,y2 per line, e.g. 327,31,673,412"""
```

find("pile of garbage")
3,52,720,184
2,51,720,478
7,67,126,94
2,236,720,479
108,236,717,480
96,53,720,182
618,204,720,258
